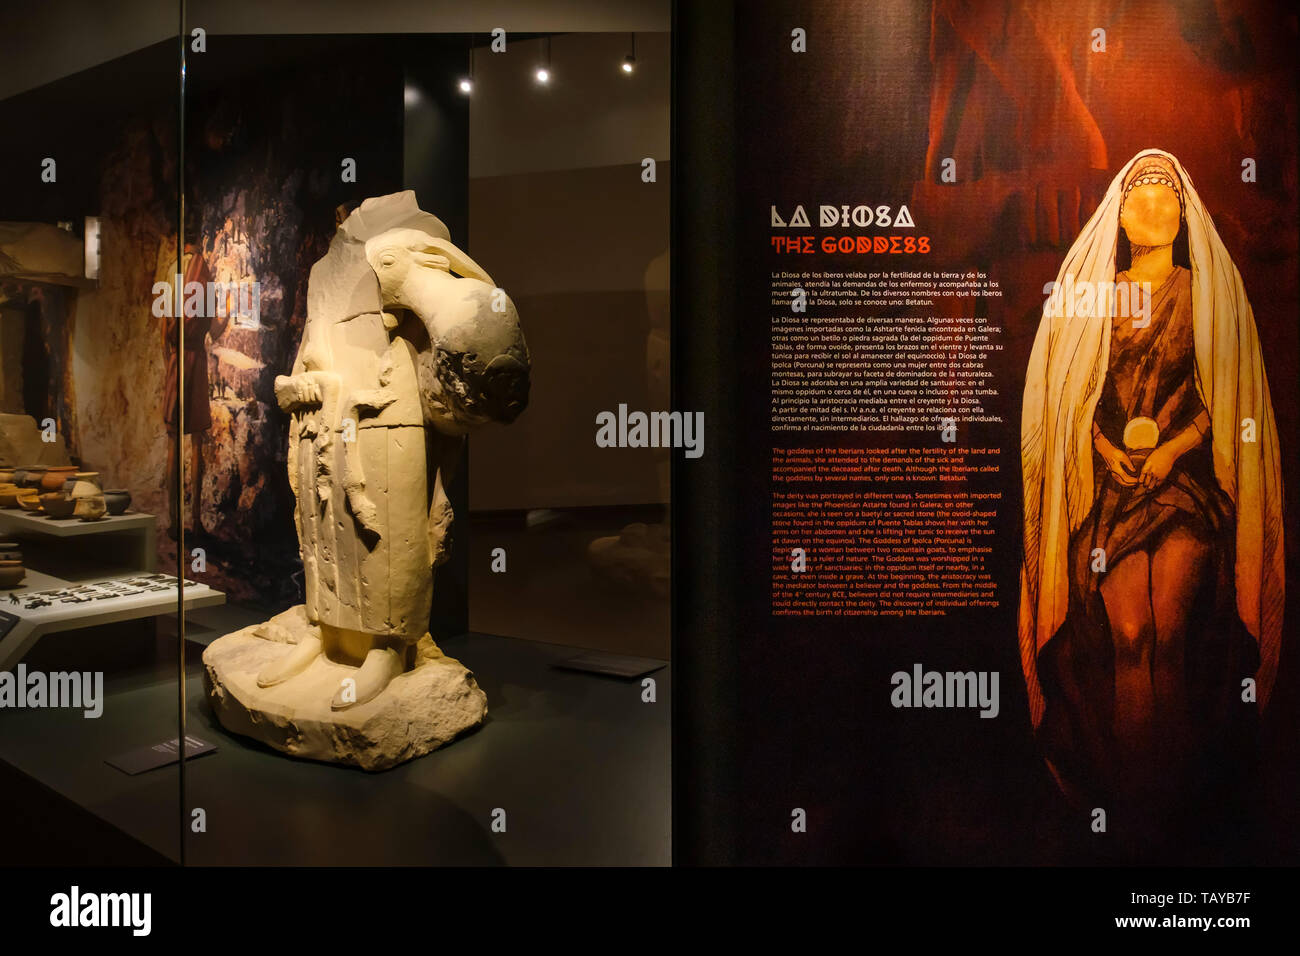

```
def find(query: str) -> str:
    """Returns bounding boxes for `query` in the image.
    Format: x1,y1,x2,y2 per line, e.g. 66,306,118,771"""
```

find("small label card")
555,652,666,679
106,734,216,775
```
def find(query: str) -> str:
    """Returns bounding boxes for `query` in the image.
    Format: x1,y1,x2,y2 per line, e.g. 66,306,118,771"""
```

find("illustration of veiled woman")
1018,150,1284,815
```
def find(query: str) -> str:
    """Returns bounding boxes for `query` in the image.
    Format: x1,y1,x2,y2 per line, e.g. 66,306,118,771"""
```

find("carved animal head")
365,228,530,436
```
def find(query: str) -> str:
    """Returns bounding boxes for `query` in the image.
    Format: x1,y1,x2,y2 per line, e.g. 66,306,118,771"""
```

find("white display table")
0,510,157,570
0,509,224,668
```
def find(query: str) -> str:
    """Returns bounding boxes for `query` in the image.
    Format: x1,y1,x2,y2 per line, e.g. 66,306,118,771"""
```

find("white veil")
1019,149,1285,726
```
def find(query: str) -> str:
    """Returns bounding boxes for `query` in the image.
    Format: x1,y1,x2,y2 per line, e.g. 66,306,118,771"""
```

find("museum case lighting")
459,41,473,95
623,33,636,73
535,35,551,85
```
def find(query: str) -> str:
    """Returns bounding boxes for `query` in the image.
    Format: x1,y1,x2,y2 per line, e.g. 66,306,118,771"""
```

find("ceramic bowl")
17,467,47,489
103,489,131,515
74,494,107,521
18,493,44,513
41,493,77,519
40,466,78,492
0,565,25,588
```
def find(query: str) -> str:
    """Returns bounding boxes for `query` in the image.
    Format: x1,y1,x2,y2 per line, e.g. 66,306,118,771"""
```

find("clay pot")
74,494,107,521
0,468,13,484
40,466,78,491
102,489,131,515
0,565,25,588
41,493,77,519
17,466,47,489
0,488,23,508
64,472,102,498
18,492,44,513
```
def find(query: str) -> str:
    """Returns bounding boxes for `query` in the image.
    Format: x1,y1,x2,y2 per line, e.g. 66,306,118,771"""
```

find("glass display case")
0,0,671,867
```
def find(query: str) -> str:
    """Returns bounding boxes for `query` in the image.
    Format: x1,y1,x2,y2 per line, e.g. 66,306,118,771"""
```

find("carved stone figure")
204,192,529,769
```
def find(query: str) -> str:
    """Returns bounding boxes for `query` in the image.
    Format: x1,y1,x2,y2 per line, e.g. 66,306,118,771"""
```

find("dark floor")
468,507,670,660
0,603,670,866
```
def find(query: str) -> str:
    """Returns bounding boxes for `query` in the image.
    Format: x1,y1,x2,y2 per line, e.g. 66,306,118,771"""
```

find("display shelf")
0,510,154,536
0,571,225,670
0,509,157,571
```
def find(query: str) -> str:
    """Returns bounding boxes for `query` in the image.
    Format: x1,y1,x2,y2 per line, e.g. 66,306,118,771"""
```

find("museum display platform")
0,509,225,669
0,510,157,570
0,604,670,866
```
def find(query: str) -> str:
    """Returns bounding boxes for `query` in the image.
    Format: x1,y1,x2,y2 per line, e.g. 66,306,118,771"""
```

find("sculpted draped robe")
284,197,459,644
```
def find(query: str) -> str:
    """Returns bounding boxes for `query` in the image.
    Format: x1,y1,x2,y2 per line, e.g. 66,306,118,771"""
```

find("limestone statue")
203,191,529,769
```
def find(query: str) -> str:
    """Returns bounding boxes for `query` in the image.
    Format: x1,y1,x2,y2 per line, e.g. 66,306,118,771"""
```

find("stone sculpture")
203,192,530,769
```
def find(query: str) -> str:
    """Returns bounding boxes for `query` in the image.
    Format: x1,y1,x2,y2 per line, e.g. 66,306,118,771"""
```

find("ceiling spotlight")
623,34,636,74
460,41,475,96
536,36,552,86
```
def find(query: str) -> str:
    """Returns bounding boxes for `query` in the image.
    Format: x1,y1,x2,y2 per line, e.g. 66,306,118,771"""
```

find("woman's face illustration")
1120,183,1181,247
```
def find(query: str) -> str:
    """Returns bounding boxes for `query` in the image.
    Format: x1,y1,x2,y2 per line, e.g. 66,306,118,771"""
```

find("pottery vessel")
64,472,102,498
17,466,47,489
41,493,77,519
40,466,78,492
102,489,131,515
74,494,107,521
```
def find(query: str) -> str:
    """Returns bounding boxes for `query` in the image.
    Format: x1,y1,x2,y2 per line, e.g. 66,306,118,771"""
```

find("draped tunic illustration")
1069,267,1232,603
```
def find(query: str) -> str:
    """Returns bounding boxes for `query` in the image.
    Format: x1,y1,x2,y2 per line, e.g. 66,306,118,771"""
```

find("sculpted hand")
1138,444,1177,490
274,374,322,412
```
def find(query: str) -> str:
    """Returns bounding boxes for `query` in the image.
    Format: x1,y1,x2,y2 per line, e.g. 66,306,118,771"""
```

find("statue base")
202,605,488,771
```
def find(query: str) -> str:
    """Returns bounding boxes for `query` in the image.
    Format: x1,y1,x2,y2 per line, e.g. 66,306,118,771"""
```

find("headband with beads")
1121,156,1184,215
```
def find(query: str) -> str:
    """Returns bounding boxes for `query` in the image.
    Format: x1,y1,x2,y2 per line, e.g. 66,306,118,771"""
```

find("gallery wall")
467,32,672,512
